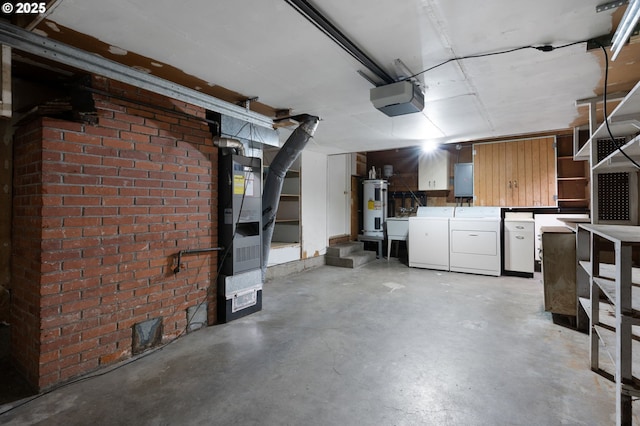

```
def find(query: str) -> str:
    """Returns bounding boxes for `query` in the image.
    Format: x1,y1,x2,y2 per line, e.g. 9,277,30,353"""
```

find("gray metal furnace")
218,153,263,323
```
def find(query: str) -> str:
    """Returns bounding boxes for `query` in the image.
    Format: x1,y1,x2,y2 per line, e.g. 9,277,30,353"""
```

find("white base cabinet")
504,219,534,275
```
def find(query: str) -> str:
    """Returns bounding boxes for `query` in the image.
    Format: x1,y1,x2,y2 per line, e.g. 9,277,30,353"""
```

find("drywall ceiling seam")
421,0,496,132
0,20,274,130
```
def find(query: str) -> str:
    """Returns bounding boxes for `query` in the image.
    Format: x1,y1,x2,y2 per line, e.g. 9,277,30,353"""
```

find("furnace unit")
218,153,263,323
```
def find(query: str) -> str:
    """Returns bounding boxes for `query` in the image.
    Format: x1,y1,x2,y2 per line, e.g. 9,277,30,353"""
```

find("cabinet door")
475,142,508,206
504,222,534,273
474,137,556,206
515,137,556,206
418,149,449,190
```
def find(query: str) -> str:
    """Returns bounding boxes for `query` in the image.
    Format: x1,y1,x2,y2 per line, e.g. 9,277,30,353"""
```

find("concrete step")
326,242,364,258
325,250,377,269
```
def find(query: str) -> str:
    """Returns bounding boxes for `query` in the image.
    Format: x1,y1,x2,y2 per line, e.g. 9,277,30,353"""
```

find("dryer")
408,206,455,271
449,207,502,276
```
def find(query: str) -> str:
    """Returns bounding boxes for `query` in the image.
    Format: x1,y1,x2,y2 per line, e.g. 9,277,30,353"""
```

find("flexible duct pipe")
262,114,320,278
213,137,245,156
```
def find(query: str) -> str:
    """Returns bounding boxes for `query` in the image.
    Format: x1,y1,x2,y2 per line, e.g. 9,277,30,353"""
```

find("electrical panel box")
454,163,474,198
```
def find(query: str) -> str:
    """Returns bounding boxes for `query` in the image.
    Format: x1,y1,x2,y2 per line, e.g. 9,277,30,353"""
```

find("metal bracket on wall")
596,0,628,13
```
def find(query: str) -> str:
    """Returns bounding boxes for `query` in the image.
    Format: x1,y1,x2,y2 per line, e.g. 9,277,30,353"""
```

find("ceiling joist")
0,20,274,129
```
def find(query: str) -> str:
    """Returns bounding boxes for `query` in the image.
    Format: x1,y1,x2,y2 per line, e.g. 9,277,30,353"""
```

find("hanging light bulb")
421,140,438,153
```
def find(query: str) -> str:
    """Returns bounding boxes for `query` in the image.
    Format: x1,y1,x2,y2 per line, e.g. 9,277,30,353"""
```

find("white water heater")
363,179,388,237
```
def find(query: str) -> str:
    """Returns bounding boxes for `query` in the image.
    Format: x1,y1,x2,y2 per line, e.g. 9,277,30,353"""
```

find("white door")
327,154,350,238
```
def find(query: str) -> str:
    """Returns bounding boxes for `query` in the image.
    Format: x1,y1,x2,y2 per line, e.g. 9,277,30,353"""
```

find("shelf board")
574,81,640,161
609,81,640,118
580,261,640,285
275,219,300,223
580,260,592,277
580,224,640,244
578,296,590,318
580,297,610,322
592,134,640,173
579,297,632,333
280,194,300,199
557,177,588,181
270,241,300,249
592,276,640,324
592,324,640,391
574,142,590,161
558,155,580,160
593,276,617,304
594,324,618,366
557,198,588,202
578,296,589,313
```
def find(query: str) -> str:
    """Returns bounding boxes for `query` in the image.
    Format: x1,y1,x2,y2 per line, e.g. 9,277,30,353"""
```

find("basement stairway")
325,241,377,269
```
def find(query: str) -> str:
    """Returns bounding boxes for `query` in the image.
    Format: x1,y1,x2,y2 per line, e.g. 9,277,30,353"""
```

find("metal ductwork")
262,114,320,277
213,136,245,156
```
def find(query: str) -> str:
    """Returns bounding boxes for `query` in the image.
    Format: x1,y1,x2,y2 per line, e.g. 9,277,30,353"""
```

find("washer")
408,206,455,271
449,207,502,276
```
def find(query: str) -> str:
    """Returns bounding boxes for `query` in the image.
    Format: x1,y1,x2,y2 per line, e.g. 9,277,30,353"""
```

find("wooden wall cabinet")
473,137,556,207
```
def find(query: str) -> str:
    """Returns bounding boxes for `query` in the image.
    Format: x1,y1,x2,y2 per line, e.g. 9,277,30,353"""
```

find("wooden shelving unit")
263,151,302,265
556,134,589,209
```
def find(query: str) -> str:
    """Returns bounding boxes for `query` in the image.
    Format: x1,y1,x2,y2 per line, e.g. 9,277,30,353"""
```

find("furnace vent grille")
236,244,260,264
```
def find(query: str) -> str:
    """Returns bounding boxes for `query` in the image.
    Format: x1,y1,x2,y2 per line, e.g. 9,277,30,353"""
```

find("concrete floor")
0,259,628,425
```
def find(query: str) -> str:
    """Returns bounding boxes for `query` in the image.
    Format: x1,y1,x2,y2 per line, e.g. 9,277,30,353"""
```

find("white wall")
301,150,328,258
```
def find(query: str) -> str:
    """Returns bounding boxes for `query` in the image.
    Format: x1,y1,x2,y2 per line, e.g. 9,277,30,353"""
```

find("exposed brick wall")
11,75,218,390
11,119,44,388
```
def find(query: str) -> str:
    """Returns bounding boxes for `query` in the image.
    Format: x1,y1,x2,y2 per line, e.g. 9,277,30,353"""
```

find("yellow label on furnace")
234,175,245,195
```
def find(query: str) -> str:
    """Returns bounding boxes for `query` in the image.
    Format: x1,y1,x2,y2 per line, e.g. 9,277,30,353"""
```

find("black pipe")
174,247,224,274
284,0,394,85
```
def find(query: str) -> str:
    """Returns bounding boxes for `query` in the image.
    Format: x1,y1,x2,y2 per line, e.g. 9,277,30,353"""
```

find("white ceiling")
42,0,616,154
